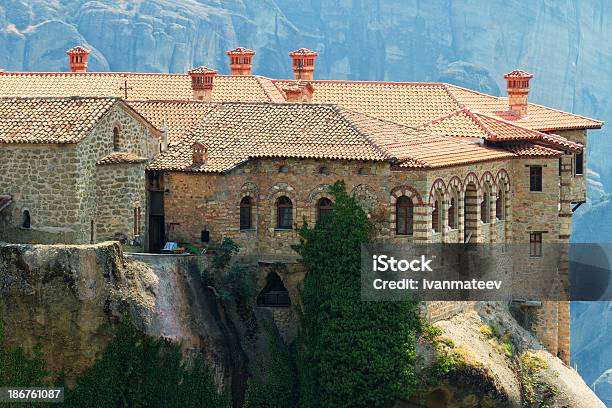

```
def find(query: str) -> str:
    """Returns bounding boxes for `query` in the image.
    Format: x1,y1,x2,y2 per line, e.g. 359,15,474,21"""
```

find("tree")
294,181,421,408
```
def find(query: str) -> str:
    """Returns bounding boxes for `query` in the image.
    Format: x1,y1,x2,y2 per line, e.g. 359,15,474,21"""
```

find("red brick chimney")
66,46,90,73
226,47,256,76
289,48,318,80
504,69,533,117
192,142,208,165
187,66,217,101
282,80,315,103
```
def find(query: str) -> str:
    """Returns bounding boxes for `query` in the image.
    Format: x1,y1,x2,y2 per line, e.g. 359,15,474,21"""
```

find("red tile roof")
0,72,285,102
273,80,602,132
0,97,118,143
504,69,533,79
149,103,549,173
128,100,215,142
226,47,256,55
66,46,90,55
420,108,582,151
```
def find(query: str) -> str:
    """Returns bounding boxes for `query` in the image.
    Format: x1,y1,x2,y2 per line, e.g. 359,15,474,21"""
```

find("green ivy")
243,322,297,408
293,181,422,408
63,318,229,408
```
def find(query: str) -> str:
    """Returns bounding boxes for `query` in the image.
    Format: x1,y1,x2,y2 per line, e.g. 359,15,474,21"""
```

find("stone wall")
0,102,158,246
0,144,81,242
95,162,147,245
160,153,574,361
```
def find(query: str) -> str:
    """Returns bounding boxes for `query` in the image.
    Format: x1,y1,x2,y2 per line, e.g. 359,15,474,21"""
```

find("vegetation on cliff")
0,320,229,408
292,181,423,408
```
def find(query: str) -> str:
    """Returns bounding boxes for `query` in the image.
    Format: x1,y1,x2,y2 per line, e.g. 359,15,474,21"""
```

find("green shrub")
293,181,422,408
243,323,297,408
0,321,49,389
64,318,229,408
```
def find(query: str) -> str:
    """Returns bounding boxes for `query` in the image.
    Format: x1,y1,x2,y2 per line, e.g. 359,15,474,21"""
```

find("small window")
276,196,293,229
496,190,504,220
530,232,542,257
278,165,289,174
396,196,413,235
22,210,31,229
318,166,329,175
448,197,457,229
575,152,584,175
529,166,543,192
316,197,332,223
432,200,440,233
480,191,490,223
240,196,253,230
113,127,120,152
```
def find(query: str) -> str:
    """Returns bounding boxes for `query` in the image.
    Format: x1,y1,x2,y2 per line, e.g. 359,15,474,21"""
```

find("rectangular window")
240,206,252,230
530,232,542,257
529,166,542,192
277,207,293,229
575,152,584,175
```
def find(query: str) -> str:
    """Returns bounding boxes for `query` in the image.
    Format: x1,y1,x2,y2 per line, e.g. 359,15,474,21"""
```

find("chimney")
192,142,208,165
282,80,315,103
226,47,256,75
503,69,533,117
289,48,318,80
66,46,91,73
187,66,217,101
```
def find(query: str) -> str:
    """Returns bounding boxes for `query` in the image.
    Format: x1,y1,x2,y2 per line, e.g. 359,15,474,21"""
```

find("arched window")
432,199,441,233
317,197,332,223
113,127,120,152
22,210,31,229
481,191,490,223
276,196,293,229
318,166,329,175
278,165,289,174
448,197,457,229
396,196,413,235
240,196,253,230
496,190,504,220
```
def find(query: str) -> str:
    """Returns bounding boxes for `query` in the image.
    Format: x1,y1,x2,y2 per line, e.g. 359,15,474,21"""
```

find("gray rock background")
0,0,611,404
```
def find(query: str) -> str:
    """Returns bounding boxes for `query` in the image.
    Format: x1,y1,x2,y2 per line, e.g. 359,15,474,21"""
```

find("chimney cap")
188,66,217,75
504,69,533,79
289,48,318,57
226,47,256,56
66,46,91,55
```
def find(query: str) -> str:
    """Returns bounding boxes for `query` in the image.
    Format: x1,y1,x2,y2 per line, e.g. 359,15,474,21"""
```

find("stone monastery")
0,45,603,364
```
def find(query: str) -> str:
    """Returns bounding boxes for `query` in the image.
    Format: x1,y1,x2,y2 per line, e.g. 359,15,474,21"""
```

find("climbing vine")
293,181,423,408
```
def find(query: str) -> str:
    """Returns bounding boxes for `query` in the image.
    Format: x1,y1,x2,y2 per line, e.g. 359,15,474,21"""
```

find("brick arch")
268,183,298,229
390,185,423,206
495,169,511,192
111,120,123,131
447,176,463,194
480,171,497,194
428,178,447,207
240,181,259,201
463,172,481,193
306,184,333,222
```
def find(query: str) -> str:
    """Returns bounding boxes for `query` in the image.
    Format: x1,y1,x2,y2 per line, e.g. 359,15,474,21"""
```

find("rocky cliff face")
0,241,606,407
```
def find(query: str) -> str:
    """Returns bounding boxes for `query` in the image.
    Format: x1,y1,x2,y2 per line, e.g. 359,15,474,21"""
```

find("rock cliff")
0,241,605,407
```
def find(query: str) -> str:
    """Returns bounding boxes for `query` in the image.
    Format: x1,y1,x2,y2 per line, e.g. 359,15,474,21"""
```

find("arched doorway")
257,272,291,307
464,183,478,243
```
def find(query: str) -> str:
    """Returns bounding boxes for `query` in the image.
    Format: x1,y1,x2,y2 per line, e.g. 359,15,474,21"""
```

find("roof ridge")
334,106,430,167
